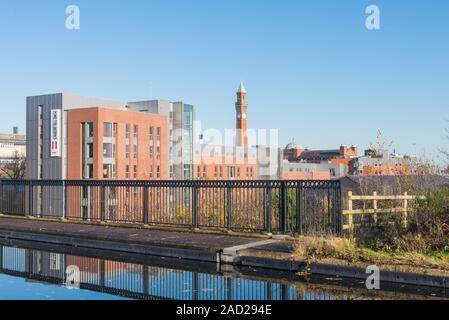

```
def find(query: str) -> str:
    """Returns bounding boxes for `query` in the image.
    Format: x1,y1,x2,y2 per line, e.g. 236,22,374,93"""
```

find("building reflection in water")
0,245,363,300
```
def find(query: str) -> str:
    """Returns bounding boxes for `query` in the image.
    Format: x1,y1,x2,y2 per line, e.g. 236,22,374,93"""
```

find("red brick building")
67,107,168,180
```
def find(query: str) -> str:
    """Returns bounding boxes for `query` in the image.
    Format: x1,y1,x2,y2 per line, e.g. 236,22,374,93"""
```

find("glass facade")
82,122,94,179
183,104,194,179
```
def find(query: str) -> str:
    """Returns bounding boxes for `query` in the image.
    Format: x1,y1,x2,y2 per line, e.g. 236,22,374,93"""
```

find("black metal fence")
0,179,342,235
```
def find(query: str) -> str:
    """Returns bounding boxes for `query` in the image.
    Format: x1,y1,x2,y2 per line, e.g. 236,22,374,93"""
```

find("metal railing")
0,179,342,236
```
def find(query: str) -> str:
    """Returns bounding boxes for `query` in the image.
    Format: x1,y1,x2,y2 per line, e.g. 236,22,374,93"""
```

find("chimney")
13,127,19,135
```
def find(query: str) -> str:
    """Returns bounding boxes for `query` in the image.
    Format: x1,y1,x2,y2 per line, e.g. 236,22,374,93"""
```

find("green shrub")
358,187,449,255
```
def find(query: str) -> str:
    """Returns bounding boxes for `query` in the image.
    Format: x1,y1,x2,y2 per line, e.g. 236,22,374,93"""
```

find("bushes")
358,187,449,255
412,187,449,252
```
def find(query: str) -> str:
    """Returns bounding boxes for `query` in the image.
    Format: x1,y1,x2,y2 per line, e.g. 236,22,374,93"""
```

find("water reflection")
0,242,445,300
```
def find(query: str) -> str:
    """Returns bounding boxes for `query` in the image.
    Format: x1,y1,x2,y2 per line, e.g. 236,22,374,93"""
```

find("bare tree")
0,150,26,179
442,124,449,160
369,129,394,155
438,122,449,174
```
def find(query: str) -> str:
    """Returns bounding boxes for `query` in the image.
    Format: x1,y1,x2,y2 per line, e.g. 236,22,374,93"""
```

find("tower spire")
235,82,248,148
238,82,246,93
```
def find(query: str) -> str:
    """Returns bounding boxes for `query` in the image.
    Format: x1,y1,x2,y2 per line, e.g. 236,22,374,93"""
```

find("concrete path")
0,217,268,253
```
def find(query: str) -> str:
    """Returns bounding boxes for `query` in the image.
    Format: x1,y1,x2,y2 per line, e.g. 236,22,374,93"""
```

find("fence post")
338,186,343,236
100,185,106,222
226,183,232,231
192,183,199,229
0,180,3,213
331,187,336,234
403,192,408,228
372,191,378,225
280,181,287,234
27,180,33,217
347,191,353,233
296,187,302,235
61,180,66,220
265,186,272,233
143,183,149,225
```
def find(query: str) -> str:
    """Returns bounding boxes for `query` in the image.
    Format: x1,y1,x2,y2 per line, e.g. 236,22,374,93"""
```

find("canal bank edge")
0,215,448,290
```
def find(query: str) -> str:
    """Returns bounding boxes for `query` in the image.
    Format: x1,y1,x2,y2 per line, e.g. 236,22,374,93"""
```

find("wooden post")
347,191,353,232
403,192,408,228
373,191,378,225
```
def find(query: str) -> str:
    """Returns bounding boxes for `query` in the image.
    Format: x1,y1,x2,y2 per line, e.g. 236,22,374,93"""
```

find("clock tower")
235,82,248,148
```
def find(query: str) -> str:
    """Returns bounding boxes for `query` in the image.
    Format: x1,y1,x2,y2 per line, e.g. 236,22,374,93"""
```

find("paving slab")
0,217,263,253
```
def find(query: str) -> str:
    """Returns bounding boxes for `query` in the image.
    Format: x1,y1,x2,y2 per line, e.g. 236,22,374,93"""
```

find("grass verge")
293,236,449,273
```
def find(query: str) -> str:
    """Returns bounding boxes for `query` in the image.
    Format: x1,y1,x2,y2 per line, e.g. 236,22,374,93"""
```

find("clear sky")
0,0,448,161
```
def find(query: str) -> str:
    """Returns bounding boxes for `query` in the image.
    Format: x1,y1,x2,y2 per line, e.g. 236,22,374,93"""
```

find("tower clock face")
237,114,241,119
242,114,247,119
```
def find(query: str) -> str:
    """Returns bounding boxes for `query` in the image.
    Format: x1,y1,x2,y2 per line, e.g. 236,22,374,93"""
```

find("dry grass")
293,235,449,272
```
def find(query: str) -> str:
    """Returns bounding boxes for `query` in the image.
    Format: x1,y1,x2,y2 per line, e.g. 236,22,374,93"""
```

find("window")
156,127,161,141
103,143,114,158
126,124,131,139
197,166,201,178
156,165,160,179
87,143,94,158
126,165,130,179
149,127,154,142
133,125,138,142
156,146,160,159
133,165,137,179
125,145,130,159
87,164,93,179
219,166,223,178
203,166,207,178
103,164,115,179
103,122,114,138
170,166,174,179
133,125,138,158
214,166,218,178
149,165,153,179
150,145,154,158
86,122,94,138
227,167,232,178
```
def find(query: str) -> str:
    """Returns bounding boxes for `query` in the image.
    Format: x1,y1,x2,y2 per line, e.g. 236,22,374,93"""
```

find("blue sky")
0,0,448,161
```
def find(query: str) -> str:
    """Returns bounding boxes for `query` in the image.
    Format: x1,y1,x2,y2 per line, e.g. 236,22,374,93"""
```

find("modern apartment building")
26,93,194,181
126,100,195,179
282,160,346,180
352,149,418,176
66,107,168,180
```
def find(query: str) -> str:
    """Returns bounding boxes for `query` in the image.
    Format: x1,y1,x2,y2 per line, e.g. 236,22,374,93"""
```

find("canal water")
0,239,446,300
